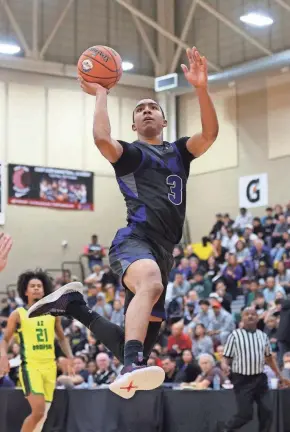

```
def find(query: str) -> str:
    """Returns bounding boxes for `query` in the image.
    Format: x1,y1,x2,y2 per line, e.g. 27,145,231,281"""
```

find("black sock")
67,301,125,362
124,340,144,366
144,322,162,361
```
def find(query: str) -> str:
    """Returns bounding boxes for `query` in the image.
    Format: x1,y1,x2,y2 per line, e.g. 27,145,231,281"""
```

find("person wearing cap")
243,224,258,246
208,299,235,345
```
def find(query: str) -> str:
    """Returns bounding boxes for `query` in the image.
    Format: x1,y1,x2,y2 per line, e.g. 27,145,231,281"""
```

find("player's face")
25,278,44,303
132,99,167,137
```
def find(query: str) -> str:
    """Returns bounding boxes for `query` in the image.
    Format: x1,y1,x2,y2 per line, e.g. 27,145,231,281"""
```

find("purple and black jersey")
112,137,194,250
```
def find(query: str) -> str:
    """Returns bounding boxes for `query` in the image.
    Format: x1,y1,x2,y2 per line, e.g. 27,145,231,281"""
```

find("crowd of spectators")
2,203,290,391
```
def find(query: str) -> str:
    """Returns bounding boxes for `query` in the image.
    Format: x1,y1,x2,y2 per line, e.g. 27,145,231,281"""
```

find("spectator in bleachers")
177,258,193,280
253,217,265,239
191,300,214,330
210,213,224,239
261,207,274,226
193,353,224,390
162,356,178,384
94,353,116,387
212,239,227,265
263,276,285,303
172,245,184,267
243,224,258,246
190,271,212,299
191,323,214,357
110,299,124,327
264,315,278,353
233,208,253,231
192,237,213,264
175,349,201,384
112,356,123,375
275,261,290,293
100,264,119,287
68,321,88,355
215,281,232,313
167,321,192,355
274,204,284,220
73,355,89,383
221,227,239,254
222,254,244,299
208,300,235,345
235,239,249,264
84,264,104,285
246,279,261,306
264,216,275,246
205,256,220,281
223,213,234,229
94,292,112,319
272,214,288,246
250,239,272,270
84,234,106,271
83,332,98,361
166,272,191,304
184,291,200,322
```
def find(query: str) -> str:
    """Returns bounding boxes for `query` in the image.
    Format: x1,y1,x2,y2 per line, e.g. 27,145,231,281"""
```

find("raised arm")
78,78,123,163
0,310,19,376
181,47,219,158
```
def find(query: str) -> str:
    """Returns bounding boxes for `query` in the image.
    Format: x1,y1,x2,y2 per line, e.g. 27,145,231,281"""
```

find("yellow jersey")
17,307,56,364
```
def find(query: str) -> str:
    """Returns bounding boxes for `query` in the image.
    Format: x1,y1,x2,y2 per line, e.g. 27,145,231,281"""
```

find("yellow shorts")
19,362,57,402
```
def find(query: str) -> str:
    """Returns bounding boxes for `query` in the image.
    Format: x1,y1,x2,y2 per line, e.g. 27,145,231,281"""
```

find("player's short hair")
17,269,53,304
132,100,165,122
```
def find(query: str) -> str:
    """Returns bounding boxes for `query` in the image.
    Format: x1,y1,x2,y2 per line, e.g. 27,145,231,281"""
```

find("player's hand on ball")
181,46,208,89
0,355,10,378
0,233,13,273
78,76,108,96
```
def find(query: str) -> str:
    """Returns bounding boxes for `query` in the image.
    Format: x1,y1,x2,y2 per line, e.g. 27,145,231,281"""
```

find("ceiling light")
0,43,21,55
122,61,134,71
240,12,273,27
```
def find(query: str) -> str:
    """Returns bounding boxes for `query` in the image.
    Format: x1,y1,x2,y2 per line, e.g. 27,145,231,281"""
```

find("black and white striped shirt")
223,329,272,375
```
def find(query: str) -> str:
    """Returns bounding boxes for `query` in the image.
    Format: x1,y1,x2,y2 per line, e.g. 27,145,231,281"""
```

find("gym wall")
0,68,154,286
179,71,290,241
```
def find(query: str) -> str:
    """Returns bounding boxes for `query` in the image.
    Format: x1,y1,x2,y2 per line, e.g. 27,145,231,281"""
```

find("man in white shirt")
233,208,253,231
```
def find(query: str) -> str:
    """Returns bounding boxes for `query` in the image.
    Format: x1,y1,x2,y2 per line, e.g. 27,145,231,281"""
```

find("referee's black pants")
224,373,272,432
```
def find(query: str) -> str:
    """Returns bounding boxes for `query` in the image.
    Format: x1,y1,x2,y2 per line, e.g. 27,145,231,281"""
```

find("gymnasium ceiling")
0,0,290,78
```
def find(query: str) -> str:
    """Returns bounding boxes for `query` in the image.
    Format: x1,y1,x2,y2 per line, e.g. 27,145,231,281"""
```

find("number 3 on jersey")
166,175,183,206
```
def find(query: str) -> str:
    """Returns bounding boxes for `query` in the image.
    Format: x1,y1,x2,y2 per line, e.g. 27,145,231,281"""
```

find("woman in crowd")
222,253,244,299
275,261,290,294
191,323,214,357
175,349,201,384
205,256,220,281
235,239,250,264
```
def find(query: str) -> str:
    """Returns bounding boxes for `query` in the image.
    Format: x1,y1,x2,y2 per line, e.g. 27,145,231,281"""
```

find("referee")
218,307,290,432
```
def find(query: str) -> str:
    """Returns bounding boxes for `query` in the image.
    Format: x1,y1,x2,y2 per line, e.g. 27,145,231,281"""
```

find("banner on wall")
8,164,94,211
239,173,268,209
0,162,5,224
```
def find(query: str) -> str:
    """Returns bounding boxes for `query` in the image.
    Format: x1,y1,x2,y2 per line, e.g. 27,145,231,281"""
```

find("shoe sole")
109,366,165,400
27,282,84,318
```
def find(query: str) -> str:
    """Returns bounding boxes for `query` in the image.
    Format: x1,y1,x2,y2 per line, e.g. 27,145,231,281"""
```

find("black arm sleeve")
111,140,142,177
175,137,195,176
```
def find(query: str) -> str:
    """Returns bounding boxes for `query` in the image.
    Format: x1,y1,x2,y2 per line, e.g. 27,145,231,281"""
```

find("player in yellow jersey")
0,270,74,432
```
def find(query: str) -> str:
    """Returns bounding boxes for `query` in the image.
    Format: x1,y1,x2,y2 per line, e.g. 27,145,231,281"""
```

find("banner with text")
239,173,268,209
0,162,5,224
8,164,94,210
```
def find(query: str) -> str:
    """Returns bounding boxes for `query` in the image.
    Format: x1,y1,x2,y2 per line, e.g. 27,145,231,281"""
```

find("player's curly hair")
17,269,53,304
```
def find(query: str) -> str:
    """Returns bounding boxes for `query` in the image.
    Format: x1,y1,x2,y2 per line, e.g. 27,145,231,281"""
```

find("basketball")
77,45,123,90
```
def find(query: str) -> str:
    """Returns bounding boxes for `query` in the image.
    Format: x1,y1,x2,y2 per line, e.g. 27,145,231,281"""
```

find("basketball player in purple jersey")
28,47,219,399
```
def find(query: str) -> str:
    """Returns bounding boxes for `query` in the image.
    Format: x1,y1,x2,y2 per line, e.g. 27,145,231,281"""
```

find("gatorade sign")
239,173,268,208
